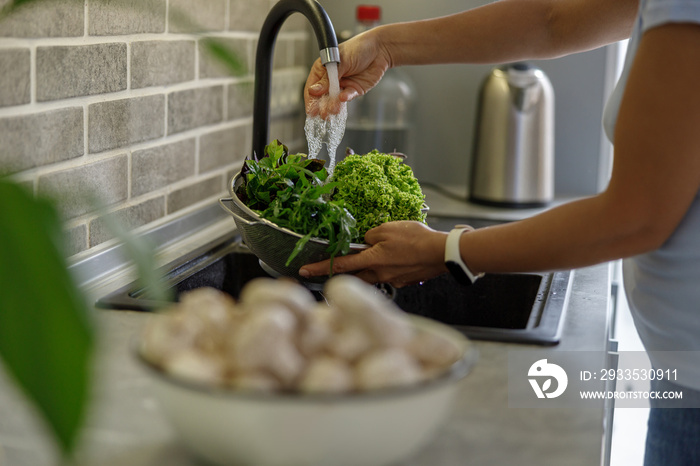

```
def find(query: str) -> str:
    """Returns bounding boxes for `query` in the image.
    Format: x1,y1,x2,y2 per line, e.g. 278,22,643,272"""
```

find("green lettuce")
330,151,426,242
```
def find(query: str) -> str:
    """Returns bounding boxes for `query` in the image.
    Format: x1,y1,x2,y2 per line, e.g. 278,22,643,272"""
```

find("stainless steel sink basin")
96,217,571,345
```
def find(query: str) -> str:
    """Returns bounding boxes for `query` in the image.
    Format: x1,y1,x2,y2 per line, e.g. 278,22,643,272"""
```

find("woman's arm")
300,22,700,286
460,22,700,274
382,0,638,66
306,0,638,115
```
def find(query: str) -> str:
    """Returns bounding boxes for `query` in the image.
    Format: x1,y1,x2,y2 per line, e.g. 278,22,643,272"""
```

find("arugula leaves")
239,140,358,267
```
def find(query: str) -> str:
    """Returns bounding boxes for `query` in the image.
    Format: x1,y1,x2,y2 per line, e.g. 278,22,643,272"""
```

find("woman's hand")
304,28,393,118
299,221,450,288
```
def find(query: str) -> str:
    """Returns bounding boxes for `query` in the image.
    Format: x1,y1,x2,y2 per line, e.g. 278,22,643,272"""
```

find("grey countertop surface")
0,193,613,466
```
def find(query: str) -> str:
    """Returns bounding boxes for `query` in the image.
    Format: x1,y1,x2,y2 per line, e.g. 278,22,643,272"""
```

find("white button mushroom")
227,371,281,392
239,277,316,319
325,275,413,348
355,348,422,391
406,329,462,369
140,275,467,394
163,349,226,386
298,356,354,394
228,304,305,387
179,287,238,327
297,303,336,357
327,321,375,362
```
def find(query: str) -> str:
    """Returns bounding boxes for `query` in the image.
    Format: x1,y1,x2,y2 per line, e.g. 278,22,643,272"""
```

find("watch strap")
444,226,484,285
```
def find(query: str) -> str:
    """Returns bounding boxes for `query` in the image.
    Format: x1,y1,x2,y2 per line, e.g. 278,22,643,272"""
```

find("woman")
301,0,700,464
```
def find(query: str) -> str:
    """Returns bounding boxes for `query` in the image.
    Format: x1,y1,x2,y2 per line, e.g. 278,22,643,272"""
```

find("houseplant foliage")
0,180,94,457
0,0,246,458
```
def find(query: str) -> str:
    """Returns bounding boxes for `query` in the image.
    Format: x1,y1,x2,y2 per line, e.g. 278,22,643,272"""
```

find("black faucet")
252,0,339,160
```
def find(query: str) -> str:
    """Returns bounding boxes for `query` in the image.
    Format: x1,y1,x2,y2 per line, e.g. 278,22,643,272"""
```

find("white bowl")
137,315,476,466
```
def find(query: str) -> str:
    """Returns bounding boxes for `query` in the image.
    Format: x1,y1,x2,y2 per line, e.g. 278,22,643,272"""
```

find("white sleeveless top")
603,0,700,390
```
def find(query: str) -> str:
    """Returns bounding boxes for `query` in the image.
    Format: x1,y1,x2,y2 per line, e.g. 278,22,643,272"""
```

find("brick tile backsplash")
131,139,196,197
65,224,88,257
88,0,166,36
37,43,128,101
1,108,84,174
1,0,312,257
88,95,166,153
89,196,165,247
167,174,224,214
226,79,254,120
0,0,84,38
169,0,227,33
229,0,270,32
199,38,251,79
167,85,224,135
199,125,249,173
131,40,195,89
0,48,30,107
38,155,129,220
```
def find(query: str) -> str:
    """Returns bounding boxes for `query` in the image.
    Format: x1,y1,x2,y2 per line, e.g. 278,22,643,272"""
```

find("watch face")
445,260,472,286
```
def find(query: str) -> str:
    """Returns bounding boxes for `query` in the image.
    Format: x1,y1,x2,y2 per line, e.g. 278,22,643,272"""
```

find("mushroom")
355,348,422,391
297,303,335,357
163,349,226,386
179,287,238,328
227,371,281,392
140,308,208,364
298,356,354,394
327,321,375,362
141,275,464,394
228,304,305,387
239,277,316,319
406,329,462,368
324,275,413,348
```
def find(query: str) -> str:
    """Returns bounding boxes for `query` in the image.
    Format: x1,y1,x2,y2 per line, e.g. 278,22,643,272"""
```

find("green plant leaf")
200,37,246,77
0,180,94,457
0,0,79,21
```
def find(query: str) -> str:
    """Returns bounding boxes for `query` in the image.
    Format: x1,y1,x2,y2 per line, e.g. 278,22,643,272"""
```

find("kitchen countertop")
0,193,613,466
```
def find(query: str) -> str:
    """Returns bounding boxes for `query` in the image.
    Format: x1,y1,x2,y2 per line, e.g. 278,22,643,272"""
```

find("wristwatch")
444,226,484,285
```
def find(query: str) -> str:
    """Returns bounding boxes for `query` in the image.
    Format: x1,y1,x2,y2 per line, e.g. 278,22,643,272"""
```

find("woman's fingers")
299,248,374,278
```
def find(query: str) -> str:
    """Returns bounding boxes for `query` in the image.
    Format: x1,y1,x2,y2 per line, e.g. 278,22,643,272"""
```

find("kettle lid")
502,62,545,87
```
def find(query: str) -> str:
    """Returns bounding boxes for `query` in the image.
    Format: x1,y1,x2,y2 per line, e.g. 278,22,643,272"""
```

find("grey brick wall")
37,43,128,101
0,48,30,106
131,40,195,89
0,0,312,255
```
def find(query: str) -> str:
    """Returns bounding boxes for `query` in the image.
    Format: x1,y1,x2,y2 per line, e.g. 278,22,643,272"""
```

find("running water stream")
304,62,347,176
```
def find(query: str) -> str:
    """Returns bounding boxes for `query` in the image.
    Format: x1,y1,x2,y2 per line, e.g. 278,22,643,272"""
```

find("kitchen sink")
96,217,571,345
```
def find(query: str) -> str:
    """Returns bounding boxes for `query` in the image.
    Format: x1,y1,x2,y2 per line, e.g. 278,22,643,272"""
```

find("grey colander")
219,171,369,286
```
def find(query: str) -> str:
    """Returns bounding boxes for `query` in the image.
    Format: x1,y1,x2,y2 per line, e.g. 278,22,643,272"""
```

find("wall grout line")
0,75,253,118
0,0,310,257
0,31,298,49
83,102,89,162
83,0,89,38
224,0,230,32
164,0,170,34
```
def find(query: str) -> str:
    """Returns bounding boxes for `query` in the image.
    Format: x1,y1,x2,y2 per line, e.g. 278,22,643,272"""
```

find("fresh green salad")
239,140,357,266
238,141,426,267
330,150,426,241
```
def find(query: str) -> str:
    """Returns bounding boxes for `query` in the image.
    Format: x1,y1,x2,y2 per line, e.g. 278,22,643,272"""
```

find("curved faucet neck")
252,0,339,160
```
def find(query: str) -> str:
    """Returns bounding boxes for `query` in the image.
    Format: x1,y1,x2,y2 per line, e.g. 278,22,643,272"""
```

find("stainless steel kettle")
469,63,554,208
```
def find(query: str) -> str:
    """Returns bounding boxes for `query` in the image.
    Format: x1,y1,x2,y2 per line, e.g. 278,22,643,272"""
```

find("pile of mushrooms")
140,275,464,393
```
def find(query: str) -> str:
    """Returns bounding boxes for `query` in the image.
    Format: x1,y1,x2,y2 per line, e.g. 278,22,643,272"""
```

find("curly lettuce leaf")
330,151,426,241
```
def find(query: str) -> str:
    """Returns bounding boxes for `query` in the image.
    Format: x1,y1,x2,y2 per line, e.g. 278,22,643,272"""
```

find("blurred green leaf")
0,180,94,456
0,0,78,19
200,37,247,77
93,207,171,304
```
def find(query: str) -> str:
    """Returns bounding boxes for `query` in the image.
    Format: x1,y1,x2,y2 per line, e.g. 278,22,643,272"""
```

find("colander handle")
219,199,266,226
